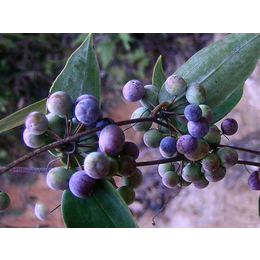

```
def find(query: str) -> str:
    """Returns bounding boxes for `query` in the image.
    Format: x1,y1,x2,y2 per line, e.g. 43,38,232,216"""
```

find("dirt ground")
1,34,260,228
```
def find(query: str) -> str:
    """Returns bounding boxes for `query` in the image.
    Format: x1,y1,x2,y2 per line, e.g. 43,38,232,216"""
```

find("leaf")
49,33,101,103
0,98,47,134
152,55,166,90
96,39,116,69
159,33,260,122
61,179,138,228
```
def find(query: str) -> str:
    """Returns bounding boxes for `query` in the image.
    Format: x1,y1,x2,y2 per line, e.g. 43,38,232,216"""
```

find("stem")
237,160,260,167
218,144,260,155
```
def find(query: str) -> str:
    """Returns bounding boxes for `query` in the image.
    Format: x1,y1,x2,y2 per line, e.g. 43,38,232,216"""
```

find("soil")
1,33,260,228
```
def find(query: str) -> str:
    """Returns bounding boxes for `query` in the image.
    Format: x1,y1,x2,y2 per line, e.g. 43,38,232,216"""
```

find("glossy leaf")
62,179,138,228
0,98,47,134
159,33,260,123
152,55,166,90
49,33,101,103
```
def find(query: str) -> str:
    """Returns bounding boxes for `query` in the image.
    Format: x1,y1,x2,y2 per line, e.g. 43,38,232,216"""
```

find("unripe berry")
25,111,48,135
116,186,135,205
193,175,209,189
221,118,238,135
217,147,238,168
84,152,110,179
118,155,136,177
34,203,48,221
122,79,145,102
199,104,213,122
0,191,11,212
201,153,220,172
131,107,152,132
184,139,210,161
162,171,180,188
139,84,159,109
47,91,73,115
182,163,201,182
123,168,143,189
143,128,164,148
165,75,187,96
23,129,45,148
204,166,226,183
46,113,65,137
69,171,97,198
185,83,206,105
158,163,175,177
203,125,221,146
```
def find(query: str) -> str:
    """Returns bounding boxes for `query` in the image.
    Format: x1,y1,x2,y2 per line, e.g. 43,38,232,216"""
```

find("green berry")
165,75,187,96
139,84,159,109
0,191,11,212
143,128,164,148
217,147,238,168
123,168,143,189
182,163,201,182
185,83,206,105
34,203,48,221
162,171,180,188
158,163,175,177
131,107,152,132
23,129,45,148
25,111,48,135
201,153,220,172
117,186,135,205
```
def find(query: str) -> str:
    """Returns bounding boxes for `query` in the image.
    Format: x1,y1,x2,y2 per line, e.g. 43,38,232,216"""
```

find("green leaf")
152,55,166,90
61,179,138,228
0,98,47,134
96,39,116,69
159,33,260,122
49,33,101,103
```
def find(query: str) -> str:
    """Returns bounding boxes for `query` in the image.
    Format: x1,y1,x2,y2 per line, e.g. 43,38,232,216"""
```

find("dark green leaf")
50,34,101,103
159,33,260,122
152,55,166,90
0,98,47,134
61,179,138,228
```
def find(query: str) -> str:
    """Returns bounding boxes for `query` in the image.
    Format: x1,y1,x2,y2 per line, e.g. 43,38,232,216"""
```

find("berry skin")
106,157,119,177
120,141,140,160
193,175,209,189
165,75,187,96
131,107,152,132
25,111,48,135
176,134,198,154
199,104,213,122
123,168,143,189
99,125,125,157
84,152,110,179
23,129,45,148
47,91,73,115
122,79,145,102
184,104,202,122
46,167,74,190
34,203,48,221
0,191,11,212
217,147,238,168
162,171,180,188
75,98,100,127
46,113,65,137
201,153,220,172
139,84,159,109
159,136,177,154
203,125,221,146
116,186,135,205
248,171,260,190
184,138,209,161
69,171,97,198
187,117,210,138
185,83,206,105
182,163,201,182
204,166,226,183
221,118,238,136
158,163,175,177
76,94,98,105
118,155,137,177
143,128,164,148
95,117,115,136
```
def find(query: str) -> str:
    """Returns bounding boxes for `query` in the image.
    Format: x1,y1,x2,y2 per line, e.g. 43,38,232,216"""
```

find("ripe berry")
25,111,48,135
184,139,209,161
217,147,238,168
201,153,220,172
122,79,145,102
76,94,98,105
187,117,210,138
84,152,110,179
99,125,125,157
47,91,73,115
120,141,140,160
221,118,238,136
165,75,187,96
69,171,97,198
248,171,260,190
0,191,11,212
176,134,198,154
193,175,209,189
204,166,226,183
184,104,202,122
95,117,115,136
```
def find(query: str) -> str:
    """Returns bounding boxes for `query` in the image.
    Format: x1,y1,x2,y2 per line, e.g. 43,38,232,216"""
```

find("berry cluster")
122,76,241,190
22,91,143,213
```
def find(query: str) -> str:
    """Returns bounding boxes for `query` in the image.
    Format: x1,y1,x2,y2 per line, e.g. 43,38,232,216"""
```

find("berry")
165,75,187,96
159,136,177,154
0,191,10,212
84,152,110,179
116,186,135,205
176,134,198,154
158,163,175,177
184,138,209,161
23,129,45,148
139,84,159,109
96,117,115,136
182,163,201,182
34,203,48,221
123,168,143,189
122,79,145,102
75,98,100,127
203,125,221,146
162,171,180,188
204,166,226,182
221,118,238,136
47,91,73,115
25,111,48,135
76,94,98,105
193,175,209,189
46,113,65,137
120,141,140,160
99,125,125,157
118,155,136,177
217,147,238,168
106,157,119,177
69,171,97,198
143,128,164,148
46,167,74,190
201,153,220,172
199,104,213,122
248,171,260,190
184,104,202,122
131,107,152,132
185,83,206,105
187,117,210,138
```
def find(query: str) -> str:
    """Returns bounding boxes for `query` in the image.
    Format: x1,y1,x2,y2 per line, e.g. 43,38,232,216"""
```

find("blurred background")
0,33,260,228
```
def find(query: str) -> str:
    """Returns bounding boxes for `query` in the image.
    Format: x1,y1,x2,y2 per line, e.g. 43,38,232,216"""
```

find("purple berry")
187,117,210,138
120,141,140,160
122,79,145,102
221,118,238,136
248,171,260,190
204,166,226,183
217,147,238,168
176,134,198,154
25,111,48,135
184,104,202,122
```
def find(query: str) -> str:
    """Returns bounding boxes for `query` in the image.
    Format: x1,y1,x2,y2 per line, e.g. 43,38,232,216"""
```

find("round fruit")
34,203,48,221
221,118,238,136
0,191,11,212
162,171,180,188
139,84,159,109
184,104,202,122
118,155,136,177
203,125,221,146
204,166,226,183
116,186,135,205
25,111,48,135
122,79,145,102
217,147,238,168
23,129,45,148
176,134,198,154
123,168,143,189
201,153,220,172
184,139,209,161
185,83,206,105
131,107,152,132
165,75,187,96
158,163,175,177
143,128,164,148
182,163,201,182
187,117,210,138
192,175,209,189
120,141,140,160
159,136,177,155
